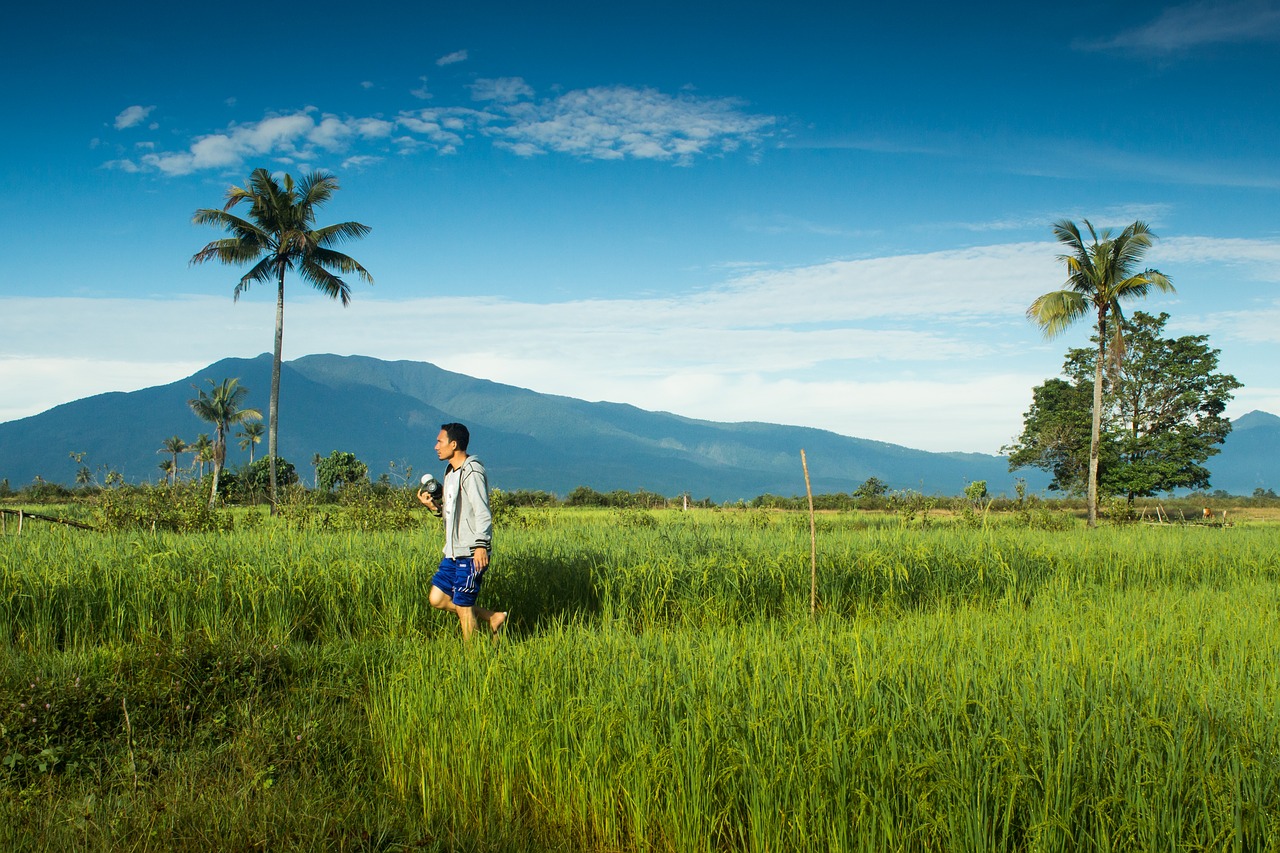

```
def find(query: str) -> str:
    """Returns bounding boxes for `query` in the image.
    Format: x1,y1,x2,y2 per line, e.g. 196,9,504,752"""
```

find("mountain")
16,354,1271,500
1201,410,1280,495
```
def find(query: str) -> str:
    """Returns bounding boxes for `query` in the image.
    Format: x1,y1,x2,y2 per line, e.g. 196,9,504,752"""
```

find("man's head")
436,422,470,460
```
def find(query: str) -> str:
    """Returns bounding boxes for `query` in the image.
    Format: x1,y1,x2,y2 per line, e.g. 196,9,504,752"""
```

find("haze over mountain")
1,354,1273,500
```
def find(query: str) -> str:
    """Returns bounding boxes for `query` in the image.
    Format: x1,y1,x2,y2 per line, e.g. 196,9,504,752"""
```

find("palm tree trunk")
268,267,285,513
1088,310,1106,528
209,428,224,509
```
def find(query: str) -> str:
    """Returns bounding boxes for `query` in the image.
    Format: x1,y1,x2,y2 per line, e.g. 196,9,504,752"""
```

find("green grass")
2,508,1279,850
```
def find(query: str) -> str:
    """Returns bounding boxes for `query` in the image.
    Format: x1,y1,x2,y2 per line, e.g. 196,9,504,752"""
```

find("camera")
420,473,443,504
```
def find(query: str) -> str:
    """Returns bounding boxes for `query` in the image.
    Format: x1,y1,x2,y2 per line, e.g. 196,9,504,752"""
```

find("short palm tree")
188,377,263,508
191,433,214,478
190,168,372,510
158,435,188,486
237,421,266,463
1027,219,1174,527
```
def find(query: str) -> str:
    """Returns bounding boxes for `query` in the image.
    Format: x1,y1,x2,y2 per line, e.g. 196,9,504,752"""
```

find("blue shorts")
432,555,486,607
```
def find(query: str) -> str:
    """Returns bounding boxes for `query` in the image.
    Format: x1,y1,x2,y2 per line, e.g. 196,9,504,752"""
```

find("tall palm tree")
1027,219,1174,527
237,421,266,463
190,168,372,510
188,378,263,508
158,435,188,486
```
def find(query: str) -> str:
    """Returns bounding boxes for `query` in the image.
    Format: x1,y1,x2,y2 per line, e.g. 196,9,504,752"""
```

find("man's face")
434,429,456,461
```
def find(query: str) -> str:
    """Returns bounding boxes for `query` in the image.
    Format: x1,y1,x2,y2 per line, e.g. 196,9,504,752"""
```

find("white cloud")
395,109,471,152
13,237,1270,451
1197,301,1280,344
487,85,774,163
360,81,375,90
0,241,1065,451
1079,0,1280,52
114,105,154,130
436,50,468,66
0,356,208,425
470,77,535,103
410,76,431,100
1154,236,1280,279
104,78,777,174
341,154,383,170
132,110,407,175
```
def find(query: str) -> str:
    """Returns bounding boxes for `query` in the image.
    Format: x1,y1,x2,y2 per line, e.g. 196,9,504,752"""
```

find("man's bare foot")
490,611,509,637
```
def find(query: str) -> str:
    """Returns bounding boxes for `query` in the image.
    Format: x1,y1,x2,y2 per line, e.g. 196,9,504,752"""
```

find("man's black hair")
441,422,470,452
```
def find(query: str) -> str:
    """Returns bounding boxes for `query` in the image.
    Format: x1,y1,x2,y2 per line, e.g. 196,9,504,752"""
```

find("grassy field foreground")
2,509,1278,850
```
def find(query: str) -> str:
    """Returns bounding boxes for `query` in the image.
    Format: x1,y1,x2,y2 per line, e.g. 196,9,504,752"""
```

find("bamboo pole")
0,508,97,532
801,449,816,616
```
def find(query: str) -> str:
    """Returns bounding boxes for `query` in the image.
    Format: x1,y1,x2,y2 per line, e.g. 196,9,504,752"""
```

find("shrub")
94,484,232,533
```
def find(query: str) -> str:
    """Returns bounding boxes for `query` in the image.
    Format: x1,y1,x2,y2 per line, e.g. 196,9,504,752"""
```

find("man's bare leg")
429,585,458,614
431,586,505,640
458,605,506,640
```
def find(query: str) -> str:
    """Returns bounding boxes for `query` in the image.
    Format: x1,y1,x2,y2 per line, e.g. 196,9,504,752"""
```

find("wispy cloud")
114,105,154,130
115,110,399,176
487,85,774,164
107,80,776,174
341,154,383,170
436,50,468,66
1078,0,1280,53
469,77,536,103
0,241,1059,451
9,235,1270,450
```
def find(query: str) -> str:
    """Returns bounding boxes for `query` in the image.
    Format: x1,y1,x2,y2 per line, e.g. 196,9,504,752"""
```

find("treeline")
5,473,1277,511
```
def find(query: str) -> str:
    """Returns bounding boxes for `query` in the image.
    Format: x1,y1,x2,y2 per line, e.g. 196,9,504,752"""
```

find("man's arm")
461,464,493,564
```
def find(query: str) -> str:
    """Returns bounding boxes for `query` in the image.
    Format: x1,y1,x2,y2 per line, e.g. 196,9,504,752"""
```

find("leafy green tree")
565,486,607,507
239,456,299,500
1026,219,1174,527
853,477,889,499
188,378,263,508
1009,312,1239,503
237,421,265,463
1004,378,1097,494
191,168,372,510
158,435,188,485
316,450,369,492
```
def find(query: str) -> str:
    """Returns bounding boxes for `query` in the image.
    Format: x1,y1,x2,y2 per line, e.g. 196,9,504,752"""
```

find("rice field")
2,506,1278,850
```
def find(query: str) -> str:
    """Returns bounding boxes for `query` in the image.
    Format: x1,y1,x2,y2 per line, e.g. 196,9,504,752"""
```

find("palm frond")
297,171,339,211
314,221,373,247
1027,290,1088,338
310,247,374,283
232,258,279,301
299,259,353,306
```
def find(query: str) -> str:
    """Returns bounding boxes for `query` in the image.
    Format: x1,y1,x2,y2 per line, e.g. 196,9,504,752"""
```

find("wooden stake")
801,449,816,616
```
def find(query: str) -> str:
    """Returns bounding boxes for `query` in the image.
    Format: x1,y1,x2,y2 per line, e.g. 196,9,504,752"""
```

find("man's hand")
472,546,489,571
416,489,438,512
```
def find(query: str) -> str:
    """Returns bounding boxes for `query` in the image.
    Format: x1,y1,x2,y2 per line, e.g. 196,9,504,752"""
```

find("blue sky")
2,0,1278,454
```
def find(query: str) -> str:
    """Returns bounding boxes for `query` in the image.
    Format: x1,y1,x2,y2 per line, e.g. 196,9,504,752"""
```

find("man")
418,422,508,640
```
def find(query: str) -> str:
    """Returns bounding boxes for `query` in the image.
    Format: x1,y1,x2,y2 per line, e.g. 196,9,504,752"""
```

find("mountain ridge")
1,354,1274,499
